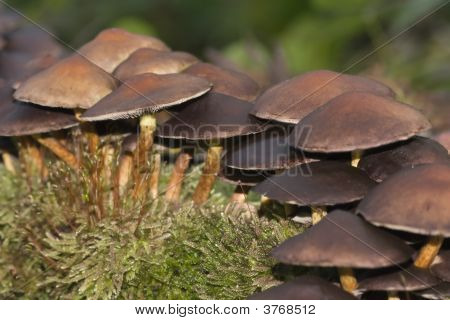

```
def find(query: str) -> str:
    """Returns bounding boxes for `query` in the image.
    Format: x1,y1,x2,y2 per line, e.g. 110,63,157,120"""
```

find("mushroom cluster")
1,15,449,300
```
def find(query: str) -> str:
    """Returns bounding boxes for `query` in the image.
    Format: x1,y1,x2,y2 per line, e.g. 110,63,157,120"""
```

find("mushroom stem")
192,144,223,205
311,206,327,225
34,136,79,171
414,235,444,269
351,150,363,167
230,185,251,203
116,152,133,195
387,291,400,300
100,143,115,185
165,150,193,203
133,114,157,198
149,153,161,199
19,137,46,179
338,267,358,293
2,151,17,174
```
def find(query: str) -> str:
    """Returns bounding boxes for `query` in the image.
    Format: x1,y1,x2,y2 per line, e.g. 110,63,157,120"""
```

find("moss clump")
0,163,302,299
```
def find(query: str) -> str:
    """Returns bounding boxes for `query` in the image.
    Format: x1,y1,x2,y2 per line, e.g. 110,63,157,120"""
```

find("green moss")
0,162,303,299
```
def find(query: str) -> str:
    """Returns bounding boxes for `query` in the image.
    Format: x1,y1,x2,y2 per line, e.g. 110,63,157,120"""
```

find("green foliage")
0,164,302,299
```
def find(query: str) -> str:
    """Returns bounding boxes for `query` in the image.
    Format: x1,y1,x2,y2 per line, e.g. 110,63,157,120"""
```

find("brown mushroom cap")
290,92,431,153
431,251,450,282
78,28,169,73
248,275,356,300
272,210,413,268
358,266,440,292
250,70,394,124
80,73,211,121
183,62,260,101
114,48,198,80
357,163,450,236
358,136,449,182
120,133,138,155
434,131,450,152
251,161,376,207
156,92,265,140
415,282,450,300
14,54,117,109
218,166,267,186
0,88,78,136
224,126,315,170
0,10,21,34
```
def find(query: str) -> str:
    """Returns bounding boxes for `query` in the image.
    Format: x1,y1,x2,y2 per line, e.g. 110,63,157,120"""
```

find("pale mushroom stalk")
230,185,251,203
351,150,363,167
18,136,46,179
338,267,358,293
1,151,17,174
192,142,223,205
33,135,79,170
165,149,193,203
387,291,400,300
133,114,157,199
414,235,444,269
311,206,327,225
148,153,161,199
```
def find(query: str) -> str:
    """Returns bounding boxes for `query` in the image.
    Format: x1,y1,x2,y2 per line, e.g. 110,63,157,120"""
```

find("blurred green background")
4,0,450,128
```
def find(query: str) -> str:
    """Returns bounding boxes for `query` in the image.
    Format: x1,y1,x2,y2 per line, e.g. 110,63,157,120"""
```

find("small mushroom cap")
114,48,198,80
431,251,450,282
251,161,376,207
359,266,440,292
81,73,211,121
218,166,267,186
14,54,117,109
358,136,449,182
183,62,260,101
272,210,413,268
434,131,450,152
290,92,431,153
250,70,394,124
248,275,356,300
156,92,265,140
0,88,78,136
78,28,169,73
224,126,315,170
357,163,450,236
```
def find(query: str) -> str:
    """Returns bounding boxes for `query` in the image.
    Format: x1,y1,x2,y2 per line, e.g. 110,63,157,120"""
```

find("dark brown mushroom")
250,69,394,124
272,210,413,292
252,161,376,224
157,92,266,205
114,48,198,81
357,164,450,269
359,266,441,295
290,92,431,167
358,136,449,182
248,276,357,300
431,251,450,282
78,28,170,73
184,62,260,101
415,282,450,300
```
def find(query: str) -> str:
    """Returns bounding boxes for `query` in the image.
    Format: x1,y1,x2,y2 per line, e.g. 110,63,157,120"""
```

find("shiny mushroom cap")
156,92,265,140
218,166,267,186
250,69,394,124
358,136,449,182
272,210,413,268
184,62,260,101
5,25,63,57
78,28,169,73
248,276,357,300
290,91,431,153
251,161,376,207
359,266,440,292
81,73,211,121
114,48,198,80
14,54,117,109
357,163,450,236
224,126,315,170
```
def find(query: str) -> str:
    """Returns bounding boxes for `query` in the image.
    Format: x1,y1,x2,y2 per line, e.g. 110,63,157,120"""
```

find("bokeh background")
5,0,450,132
